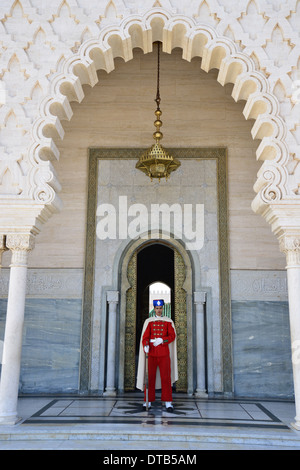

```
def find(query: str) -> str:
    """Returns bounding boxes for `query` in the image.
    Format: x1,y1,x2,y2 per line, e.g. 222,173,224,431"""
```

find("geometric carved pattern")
174,248,188,392
124,251,137,391
1,2,300,225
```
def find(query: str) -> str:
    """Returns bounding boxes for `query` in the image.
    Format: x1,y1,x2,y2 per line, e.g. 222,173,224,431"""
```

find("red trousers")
144,354,172,402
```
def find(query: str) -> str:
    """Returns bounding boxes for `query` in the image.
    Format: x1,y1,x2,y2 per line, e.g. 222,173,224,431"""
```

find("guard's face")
154,306,163,316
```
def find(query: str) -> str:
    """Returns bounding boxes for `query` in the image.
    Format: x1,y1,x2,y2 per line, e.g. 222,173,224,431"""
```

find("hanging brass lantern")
136,42,181,182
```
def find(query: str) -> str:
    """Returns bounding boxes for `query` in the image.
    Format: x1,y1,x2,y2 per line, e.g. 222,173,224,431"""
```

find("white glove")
144,345,149,353
153,338,163,347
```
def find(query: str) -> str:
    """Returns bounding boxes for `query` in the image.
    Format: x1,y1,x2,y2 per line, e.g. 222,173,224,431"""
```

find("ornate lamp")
136,42,181,182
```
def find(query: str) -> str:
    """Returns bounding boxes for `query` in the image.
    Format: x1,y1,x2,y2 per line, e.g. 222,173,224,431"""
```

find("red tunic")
142,317,176,403
142,318,176,356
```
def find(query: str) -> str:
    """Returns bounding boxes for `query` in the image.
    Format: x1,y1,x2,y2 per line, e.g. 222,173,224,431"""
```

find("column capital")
194,291,206,304
279,234,300,267
107,290,119,304
6,233,35,267
257,203,300,266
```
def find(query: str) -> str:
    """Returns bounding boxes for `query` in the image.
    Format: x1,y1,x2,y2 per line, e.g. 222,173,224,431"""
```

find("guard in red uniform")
137,299,177,412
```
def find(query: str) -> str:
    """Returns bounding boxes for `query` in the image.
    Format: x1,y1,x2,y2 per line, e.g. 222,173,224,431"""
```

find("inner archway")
123,239,190,393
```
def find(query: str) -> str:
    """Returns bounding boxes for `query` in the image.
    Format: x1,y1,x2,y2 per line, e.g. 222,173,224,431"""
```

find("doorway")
136,243,175,357
124,241,188,392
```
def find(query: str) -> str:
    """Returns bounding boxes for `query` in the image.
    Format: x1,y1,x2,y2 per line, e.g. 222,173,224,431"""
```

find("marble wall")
232,300,293,399
0,297,82,393
0,268,83,393
231,270,293,399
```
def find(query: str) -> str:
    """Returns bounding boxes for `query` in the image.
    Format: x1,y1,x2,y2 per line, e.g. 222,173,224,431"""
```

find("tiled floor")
22,396,290,430
1,395,300,450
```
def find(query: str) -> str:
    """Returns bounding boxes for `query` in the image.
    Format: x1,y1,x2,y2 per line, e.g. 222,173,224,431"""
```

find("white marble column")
194,292,208,397
104,290,119,397
0,233,34,425
280,235,300,430
0,236,7,369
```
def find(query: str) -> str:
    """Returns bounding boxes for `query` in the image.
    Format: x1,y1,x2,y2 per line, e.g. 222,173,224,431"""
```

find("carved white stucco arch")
0,6,297,237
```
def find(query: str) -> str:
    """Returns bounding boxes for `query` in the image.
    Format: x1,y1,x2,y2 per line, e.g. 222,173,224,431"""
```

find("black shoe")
142,404,151,411
166,405,173,412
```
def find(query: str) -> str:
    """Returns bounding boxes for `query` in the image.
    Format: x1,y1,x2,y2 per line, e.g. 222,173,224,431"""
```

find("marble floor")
1,394,300,450
22,396,290,430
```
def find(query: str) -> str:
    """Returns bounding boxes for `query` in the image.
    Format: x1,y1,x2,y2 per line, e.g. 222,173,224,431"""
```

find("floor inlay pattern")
22,397,289,430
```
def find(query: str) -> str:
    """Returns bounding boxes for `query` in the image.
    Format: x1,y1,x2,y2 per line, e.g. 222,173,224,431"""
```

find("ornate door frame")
120,236,193,393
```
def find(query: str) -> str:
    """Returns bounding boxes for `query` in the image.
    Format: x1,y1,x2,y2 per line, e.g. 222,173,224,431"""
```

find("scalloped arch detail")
29,7,290,213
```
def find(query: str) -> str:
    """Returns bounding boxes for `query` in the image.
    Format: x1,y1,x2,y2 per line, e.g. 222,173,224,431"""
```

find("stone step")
1,424,300,449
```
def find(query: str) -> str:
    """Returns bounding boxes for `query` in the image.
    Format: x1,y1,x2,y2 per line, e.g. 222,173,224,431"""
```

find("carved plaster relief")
0,1,299,227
